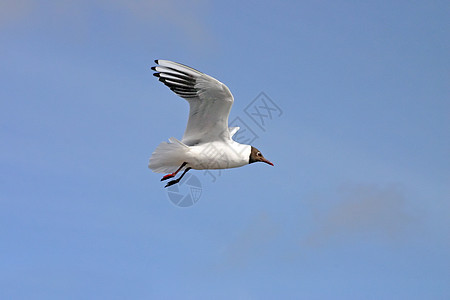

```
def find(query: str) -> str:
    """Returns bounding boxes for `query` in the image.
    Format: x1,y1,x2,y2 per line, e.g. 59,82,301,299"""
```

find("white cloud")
302,183,416,247
0,0,34,27
0,0,213,47
107,0,212,44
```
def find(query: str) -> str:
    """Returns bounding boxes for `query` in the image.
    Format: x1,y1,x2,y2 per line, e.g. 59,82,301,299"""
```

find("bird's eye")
257,152,261,156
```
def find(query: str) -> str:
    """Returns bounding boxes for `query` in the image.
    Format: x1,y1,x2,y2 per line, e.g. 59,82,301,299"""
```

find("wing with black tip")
152,60,235,145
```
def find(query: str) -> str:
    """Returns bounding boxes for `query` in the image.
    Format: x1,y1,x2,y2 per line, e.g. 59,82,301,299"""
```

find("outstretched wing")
152,60,234,145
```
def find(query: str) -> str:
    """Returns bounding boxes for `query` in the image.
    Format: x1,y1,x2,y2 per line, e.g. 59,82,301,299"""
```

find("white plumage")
148,60,273,187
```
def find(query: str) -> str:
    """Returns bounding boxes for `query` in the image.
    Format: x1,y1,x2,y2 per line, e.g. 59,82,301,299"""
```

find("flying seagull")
148,60,273,187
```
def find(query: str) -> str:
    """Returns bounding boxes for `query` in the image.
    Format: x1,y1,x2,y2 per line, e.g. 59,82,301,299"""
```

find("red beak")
262,158,274,166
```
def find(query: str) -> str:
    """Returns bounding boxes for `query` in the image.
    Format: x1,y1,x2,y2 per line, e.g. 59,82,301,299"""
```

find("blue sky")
1,0,449,299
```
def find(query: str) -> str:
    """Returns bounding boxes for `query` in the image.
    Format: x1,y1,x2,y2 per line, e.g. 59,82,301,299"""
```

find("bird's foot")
161,173,175,181
164,179,179,188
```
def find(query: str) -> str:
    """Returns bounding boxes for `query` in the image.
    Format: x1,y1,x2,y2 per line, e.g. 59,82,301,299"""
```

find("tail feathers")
148,137,189,173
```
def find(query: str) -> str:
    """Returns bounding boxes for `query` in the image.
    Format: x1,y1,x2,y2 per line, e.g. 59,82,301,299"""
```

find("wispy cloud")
0,0,213,47
0,0,34,27
108,0,212,45
302,184,416,247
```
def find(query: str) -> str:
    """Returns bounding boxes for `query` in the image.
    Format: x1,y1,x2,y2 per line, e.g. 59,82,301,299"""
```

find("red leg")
160,162,187,181
165,167,192,188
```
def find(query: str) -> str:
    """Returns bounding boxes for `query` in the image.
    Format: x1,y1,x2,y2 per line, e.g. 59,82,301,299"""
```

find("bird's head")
249,146,274,166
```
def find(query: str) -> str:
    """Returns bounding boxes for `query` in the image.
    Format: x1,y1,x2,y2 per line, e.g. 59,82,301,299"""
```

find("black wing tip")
152,73,160,77
154,59,159,64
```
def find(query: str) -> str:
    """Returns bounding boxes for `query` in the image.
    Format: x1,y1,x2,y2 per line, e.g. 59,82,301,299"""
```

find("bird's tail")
148,137,189,173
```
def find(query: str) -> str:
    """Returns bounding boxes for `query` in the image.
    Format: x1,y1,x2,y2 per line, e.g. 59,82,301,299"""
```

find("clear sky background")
1,0,449,299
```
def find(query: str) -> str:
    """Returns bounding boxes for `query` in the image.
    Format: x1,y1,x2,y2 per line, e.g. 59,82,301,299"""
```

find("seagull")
148,60,274,187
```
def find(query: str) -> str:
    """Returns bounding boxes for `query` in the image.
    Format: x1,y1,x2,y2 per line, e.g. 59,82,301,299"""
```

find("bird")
148,60,273,187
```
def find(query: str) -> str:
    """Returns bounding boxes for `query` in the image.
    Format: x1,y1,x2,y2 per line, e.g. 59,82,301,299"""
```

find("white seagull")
148,60,273,187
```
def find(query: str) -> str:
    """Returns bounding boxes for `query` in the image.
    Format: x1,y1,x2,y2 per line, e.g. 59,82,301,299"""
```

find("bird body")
149,137,251,173
148,60,273,187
